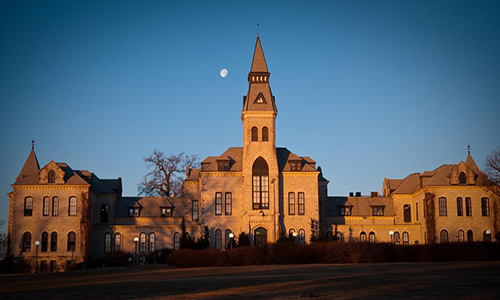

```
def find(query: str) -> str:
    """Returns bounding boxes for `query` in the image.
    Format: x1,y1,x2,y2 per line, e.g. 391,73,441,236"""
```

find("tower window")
252,157,269,210
251,127,258,141
262,127,268,142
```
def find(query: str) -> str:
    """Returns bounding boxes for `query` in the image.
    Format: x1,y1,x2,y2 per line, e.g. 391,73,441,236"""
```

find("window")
104,233,112,253
481,197,489,216
114,233,121,252
440,230,449,243
225,193,232,215
457,197,463,216
467,230,473,242
225,229,232,249
360,232,367,242
139,233,146,253
416,202,419,221
48,170,56,183
288,192,295,215
298,192,305,215
215,229,222,250
149,233,155,252
24,197,33,216
403,205,411,222
438,197,447,216
298,229,305,245
40,232,48,252
68,197,77,216
101,204,109,223
290,161,301,171
43,197,50,216
129,207,140,217
251,127,258,141
215,192,222,215
369,232,375,243
252,157,269,209
22,232,31,252
372,206,384,216
394,232,400,245
402,232,409,245
483,230,491,242
458,230,465,242
339,232,344,242
339,206,352,216
192,200,199,221
262,127,269,142
465,197,472,216
50,232,57,252
52,197,59,216
160,207,172,217
174,232,180,250
218,160,230,171
67,232,76,251
459,172,466,184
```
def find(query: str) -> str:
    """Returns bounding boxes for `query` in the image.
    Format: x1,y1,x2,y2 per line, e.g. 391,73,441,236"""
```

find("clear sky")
1,0,500,231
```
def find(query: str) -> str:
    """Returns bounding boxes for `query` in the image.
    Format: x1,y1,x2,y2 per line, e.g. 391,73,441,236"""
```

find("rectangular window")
372,206,384,216
288,192,295,215
160,207,172,217
439,197,447,216
52,197,59,216
457,197,463,216
43,197,50,216
261,176,269,209
481,197,489,216
129,207,140,217
68,197,77,216
403,205,411,222
225,193,232,215
24,197,33,216
416,202,419,221
218,161,230,171
252,176,260,209
340,206,352,216
465,197,472,216
192,200,199,221
215,192,222,215
298,192,305,215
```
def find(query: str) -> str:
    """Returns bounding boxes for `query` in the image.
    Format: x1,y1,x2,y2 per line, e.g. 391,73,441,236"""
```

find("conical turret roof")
14,148,40,185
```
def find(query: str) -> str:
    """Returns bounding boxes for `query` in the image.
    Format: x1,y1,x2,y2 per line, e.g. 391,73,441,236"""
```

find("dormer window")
372,206,385,216
48,170,56,183
290,161,302,171
218,160,230,171
128,207,140,217
160,207,173,217
339,206,352,216
459,172,466,184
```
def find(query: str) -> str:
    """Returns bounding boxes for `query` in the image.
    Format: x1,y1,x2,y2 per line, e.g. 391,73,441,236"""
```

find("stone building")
6,37,498,272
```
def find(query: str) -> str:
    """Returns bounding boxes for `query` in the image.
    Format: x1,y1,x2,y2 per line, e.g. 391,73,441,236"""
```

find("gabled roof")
327,196,395,216
116,197,189,218
14,149,40,185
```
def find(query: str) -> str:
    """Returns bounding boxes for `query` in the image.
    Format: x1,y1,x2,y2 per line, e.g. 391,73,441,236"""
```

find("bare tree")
0,221,6,261
138,150,200,197
484,148,500,241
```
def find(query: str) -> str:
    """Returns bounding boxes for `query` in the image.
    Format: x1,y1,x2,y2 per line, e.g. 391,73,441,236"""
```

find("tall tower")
241,37,279,244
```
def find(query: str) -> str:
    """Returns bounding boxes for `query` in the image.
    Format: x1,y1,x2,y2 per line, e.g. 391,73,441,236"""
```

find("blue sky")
1,0,500,231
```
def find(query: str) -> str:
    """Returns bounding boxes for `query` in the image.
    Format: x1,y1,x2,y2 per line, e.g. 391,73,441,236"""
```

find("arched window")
68,197,77,216
483,230,491,242
289,229,295,241
41,232,48,252
467,230,473,242
394,232,400,245
24,197,33,216
251,127,258,142
215,192,222,215
369,232,375,243
225,229,232,249
67,232,76,251
104,233,112,253
215,229,222,250
48,170,56,183
101,204,109,223
254,227,267,246
481,198,490,216
149,233,156,252
459,172,466,184
22,232,31,252
298,192,305,215
50,232,57,252
402,232,409,245
440,230,449,243
458,230,465,242
52,197,59,216
465,197,472,216
225,192,232,215
174,232,180,250
139,233,146,253
298,229,305,245
114,233,121,252
360,232,367,242
262,127,269,142
456,197,463,216
43,197,50,216
438,197,447,216
288,192,295,215
252,157,269,209
403,205,411,222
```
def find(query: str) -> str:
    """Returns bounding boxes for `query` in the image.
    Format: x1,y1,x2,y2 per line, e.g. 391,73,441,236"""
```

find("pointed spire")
14,143,41,185
465,145,480,174
467,144,470,155
250,37,269,73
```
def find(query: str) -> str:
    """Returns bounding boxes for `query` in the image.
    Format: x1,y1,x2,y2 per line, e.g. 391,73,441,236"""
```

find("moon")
220,69,228,78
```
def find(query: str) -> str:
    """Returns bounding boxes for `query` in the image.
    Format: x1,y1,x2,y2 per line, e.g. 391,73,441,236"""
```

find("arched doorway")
254,227,267,246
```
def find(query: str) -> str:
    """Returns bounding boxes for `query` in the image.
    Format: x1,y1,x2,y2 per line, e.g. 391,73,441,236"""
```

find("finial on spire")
467,144,471,155
257,22,259,37
32,139,35,150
